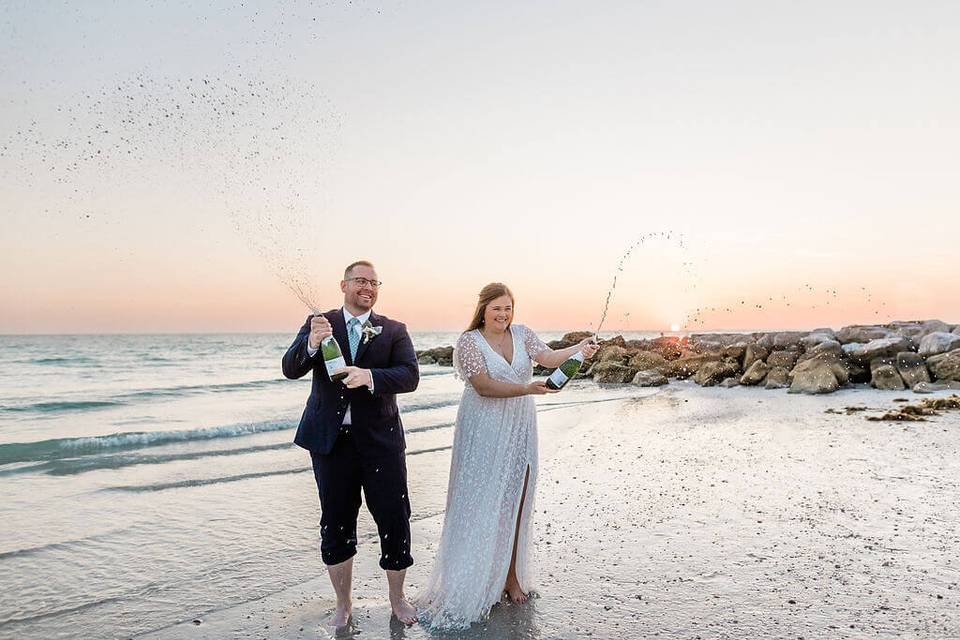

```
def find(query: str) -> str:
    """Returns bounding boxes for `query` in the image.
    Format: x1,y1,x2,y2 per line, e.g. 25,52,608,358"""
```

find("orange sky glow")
2,3,958,335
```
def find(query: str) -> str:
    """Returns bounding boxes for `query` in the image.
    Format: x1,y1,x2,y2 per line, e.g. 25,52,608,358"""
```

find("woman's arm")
469,372,551,397
533,338,600,368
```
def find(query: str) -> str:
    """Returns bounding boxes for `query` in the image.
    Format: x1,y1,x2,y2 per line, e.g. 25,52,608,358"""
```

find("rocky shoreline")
415,319,960,395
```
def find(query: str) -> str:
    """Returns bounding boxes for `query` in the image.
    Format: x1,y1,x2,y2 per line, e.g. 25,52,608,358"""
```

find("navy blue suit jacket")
282,309,420,455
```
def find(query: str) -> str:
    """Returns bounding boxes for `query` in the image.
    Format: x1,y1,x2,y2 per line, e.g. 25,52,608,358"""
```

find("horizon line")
0,323,927,338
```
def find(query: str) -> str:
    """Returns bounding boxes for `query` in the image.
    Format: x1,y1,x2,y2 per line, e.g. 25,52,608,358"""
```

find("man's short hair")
344,260,376,279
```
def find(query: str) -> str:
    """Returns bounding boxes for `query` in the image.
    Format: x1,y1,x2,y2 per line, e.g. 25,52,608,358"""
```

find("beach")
2,333,959,639
5,0,960,636
143,383,960,640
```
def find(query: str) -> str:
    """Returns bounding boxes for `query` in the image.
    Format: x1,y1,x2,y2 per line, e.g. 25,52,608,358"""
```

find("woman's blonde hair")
466,282,515,332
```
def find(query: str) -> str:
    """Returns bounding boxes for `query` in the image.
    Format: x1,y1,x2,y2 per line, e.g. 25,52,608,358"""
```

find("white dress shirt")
306,307,374,425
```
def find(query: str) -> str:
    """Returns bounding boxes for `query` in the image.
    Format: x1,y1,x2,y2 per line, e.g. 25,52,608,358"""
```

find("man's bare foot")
390,597,418,625
330,604,353,629
504,577,528,604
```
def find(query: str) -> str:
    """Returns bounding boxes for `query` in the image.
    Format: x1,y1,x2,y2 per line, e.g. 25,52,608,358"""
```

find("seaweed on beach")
825,406,874,415
867,411,929,422
923,395,960,411
865,394,960,422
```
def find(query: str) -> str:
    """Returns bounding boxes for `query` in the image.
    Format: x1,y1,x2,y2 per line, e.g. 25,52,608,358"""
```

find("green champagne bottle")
320,335,348,382
545,351,584,390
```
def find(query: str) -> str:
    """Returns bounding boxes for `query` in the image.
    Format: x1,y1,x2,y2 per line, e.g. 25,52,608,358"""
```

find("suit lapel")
353,311,379,364
329,309,352,366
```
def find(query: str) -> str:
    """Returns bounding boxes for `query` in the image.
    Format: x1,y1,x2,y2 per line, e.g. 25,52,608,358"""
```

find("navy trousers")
310,431,413,570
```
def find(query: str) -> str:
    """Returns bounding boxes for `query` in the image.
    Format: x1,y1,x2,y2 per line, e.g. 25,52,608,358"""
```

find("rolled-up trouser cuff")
380,552,414,571
321,541,357,566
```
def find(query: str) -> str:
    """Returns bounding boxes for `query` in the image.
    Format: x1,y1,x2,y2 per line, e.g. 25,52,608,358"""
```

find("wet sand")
141,384,960,639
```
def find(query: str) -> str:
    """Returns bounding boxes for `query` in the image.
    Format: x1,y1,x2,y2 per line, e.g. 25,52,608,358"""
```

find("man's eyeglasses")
347,277,382,289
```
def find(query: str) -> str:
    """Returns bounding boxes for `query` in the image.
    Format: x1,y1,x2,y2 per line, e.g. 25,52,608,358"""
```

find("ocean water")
0,331,657,639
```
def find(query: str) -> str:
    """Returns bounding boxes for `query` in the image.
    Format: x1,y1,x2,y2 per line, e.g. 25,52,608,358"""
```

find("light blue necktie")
347,317,361,361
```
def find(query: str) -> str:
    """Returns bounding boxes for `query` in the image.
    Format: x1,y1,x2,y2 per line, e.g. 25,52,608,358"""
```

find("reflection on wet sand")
403,597,541,640
316,595,541,640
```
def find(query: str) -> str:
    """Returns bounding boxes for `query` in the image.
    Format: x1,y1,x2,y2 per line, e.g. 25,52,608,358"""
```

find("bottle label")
324,355,346,378
548,367,570,387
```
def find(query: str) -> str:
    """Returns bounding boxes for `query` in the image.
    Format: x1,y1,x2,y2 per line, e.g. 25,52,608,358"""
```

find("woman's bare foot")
504,576,528,604
330,603,352,629
391,597,418,625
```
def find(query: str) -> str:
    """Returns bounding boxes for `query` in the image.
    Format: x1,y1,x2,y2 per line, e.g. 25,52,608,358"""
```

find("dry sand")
141,384,960,639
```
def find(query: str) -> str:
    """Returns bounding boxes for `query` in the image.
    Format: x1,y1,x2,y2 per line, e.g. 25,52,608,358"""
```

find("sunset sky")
2,1,958,334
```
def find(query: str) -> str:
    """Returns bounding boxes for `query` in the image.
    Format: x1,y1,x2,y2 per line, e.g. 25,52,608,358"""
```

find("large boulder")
798,339,842,363
689,333,753,351
920,319,954,335
842,337,912,364
869,356,896,373
718,377,741,388
419,346,454,366
722,345,748,363
886,320,952,342
598,345,630,364
766,349,799,370
649,336,685,360
892,320,951,341
871,364,906,390
590,362,638,384
740,360,770,386
692,359,741,387
799,331,838,350
896,352,931,388
913,380,960,393
757,331,807,350
632,370,668,386
832,361,851,386
627,350,668,371
954,326,960,336
789,361,841,394
561,331,594,344
600,335,628,349
927,349,960,382
548,330,593,350
918,332,960,357
663,352,723,379
742,344,769,370
764,367,790,389
836,325,897,345
791,357,849,386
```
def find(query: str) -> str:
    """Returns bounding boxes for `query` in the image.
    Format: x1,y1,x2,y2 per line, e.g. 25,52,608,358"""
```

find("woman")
416,283,599,630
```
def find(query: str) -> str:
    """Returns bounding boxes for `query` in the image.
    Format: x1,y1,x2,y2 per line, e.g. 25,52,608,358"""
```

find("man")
282,260,420,627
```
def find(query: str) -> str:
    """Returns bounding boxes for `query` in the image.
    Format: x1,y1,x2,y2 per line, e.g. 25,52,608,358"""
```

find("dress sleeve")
521,325,549,361
454,332,487,380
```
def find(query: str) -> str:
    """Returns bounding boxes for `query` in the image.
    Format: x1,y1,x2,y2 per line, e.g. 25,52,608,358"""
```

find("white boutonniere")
361,321,383,344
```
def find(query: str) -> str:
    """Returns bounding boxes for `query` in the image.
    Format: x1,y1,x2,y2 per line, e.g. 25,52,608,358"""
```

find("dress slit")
504,463,531,590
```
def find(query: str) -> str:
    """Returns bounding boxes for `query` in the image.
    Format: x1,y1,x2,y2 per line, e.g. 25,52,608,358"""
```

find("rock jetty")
415,320,960,395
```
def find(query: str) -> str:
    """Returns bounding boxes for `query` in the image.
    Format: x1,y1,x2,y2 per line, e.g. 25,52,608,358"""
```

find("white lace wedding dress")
416,324,548,630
